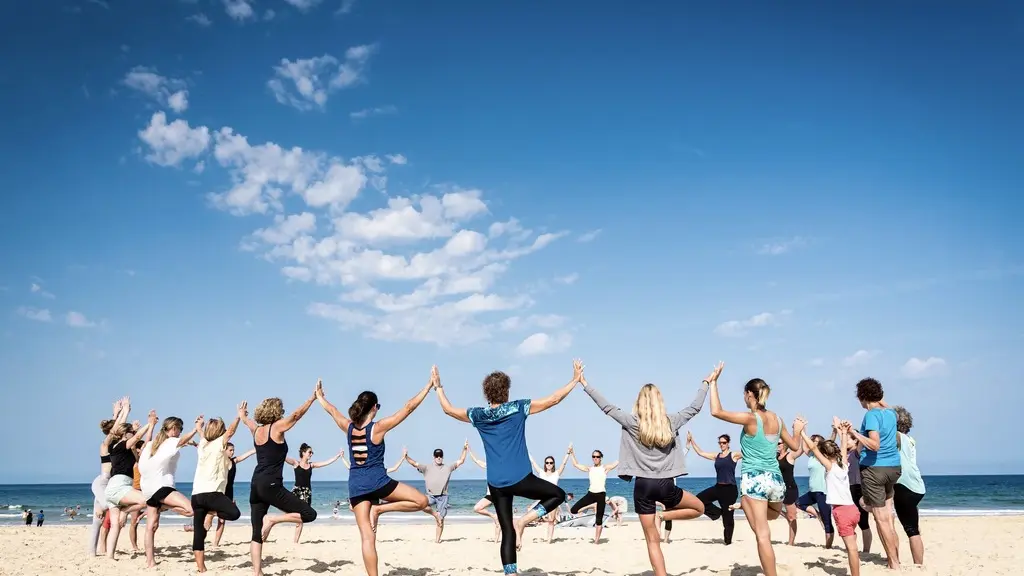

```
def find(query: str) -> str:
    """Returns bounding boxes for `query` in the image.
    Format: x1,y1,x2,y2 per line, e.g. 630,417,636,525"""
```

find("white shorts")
105,475,134,507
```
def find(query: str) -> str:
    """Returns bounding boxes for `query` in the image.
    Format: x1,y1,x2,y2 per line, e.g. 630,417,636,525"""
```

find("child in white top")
801,417,861,576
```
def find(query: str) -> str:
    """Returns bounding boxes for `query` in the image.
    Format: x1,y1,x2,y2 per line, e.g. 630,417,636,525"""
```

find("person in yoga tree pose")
578,360,710,576
687,431,742,545
205,443,255,548
191,407,244,572
403,441,469,543
830,423,873,553
261,443,343,544
776,433,802,546
88,397,128,556
139,415,201,568
436,363,574,575
708,363,804,576
568,446,618,544
315,378,432,576
104,408,158,560
892,405,926,565
467,449,501,543
241,391,318,576
796,433,835,548
527,446,571,543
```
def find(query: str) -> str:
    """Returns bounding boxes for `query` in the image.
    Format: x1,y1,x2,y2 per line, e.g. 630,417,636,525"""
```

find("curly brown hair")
894,405,913,434
254,397,285,425
482,371,511,405
855,378,884,403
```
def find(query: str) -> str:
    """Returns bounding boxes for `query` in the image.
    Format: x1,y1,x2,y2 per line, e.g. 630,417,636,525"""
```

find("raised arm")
557,445,572,476
799,426,833,471
580,377,633,428
387,447,407,473
605,460,619,472
224,410,242,445
529,454,543,476
312,448,345,469
177,415,203,448
686,432,718,461
836,418,849,469
434,366,470,423
285,457,298,467
672,381,710,430
568,446,589,472
468,450,486,469
315,380,352,431
278,390,317,433
530,359,583,416
238,401,257,435
377,378,434,436
404,451,423,470
124,410,157,448
706,363,754,426
453,440,469,469
234,449,256,464
780,417,804,452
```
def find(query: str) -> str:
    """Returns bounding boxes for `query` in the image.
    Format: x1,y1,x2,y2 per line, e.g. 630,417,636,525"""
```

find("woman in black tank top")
688,432,742,545
777,439,801,546
239,391,319,576
262,442,344,544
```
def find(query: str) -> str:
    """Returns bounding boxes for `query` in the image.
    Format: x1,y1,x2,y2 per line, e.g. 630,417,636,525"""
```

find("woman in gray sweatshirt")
578,362,717,576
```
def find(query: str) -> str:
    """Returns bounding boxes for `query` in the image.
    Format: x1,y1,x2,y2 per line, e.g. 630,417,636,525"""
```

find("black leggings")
191,492,241,551
893,484,924,537
850,484,871,530
490,473,566,574
570,491,607,526
249,479,317,543
697,483,739,544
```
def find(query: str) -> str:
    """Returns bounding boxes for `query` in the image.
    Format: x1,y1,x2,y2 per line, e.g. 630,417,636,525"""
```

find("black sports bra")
100,455,111,464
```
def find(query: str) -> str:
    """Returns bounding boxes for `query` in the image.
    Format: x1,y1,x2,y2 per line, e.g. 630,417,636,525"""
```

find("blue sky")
1,1,1022,484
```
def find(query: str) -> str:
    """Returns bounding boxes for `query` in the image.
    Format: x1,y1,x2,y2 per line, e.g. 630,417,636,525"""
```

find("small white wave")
6,505,22,510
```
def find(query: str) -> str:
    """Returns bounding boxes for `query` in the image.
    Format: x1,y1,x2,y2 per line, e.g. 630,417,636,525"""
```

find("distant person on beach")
578,360,710,576
436,362,574,575
796,433,835,548
37,510,44,527
316,378,432,576
139,415,200,568
190,408,244,573
24,509,32,526
241,391,319,576
800,419,862,576
688,431,742,545
708,364,804,576
104,408,158,560
568,445,618,544
467,450,501,542
403,440,470,543
846,378,902,570
527,446,571,542
893,405,926,565
776,432,802,546
262,443,344,544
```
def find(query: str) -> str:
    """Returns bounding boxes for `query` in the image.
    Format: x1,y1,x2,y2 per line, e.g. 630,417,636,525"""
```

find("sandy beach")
1,516,1019,575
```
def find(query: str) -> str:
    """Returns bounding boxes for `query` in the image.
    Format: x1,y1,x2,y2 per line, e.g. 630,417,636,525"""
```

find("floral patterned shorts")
740,470,786,502
293,486,312,505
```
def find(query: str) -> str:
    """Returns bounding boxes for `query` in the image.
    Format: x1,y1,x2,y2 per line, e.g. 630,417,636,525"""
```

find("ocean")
3,476,1023,526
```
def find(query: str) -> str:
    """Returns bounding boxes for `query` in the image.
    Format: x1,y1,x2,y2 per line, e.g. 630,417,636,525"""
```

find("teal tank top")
740,413,782,475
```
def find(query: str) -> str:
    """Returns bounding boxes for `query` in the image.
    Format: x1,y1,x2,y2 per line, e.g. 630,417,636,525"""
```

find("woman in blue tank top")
686,431,741,545
707,362,804,576
315,377,433,576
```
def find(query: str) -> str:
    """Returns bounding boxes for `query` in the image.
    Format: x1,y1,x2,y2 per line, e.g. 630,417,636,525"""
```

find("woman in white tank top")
528,446,572,542
568,446,619,544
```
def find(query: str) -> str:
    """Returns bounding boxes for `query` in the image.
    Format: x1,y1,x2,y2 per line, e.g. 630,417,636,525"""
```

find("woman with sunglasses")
686,431,742,545
527,446,571,543
259,443,344,544
315,377,433,576
568,445,618,544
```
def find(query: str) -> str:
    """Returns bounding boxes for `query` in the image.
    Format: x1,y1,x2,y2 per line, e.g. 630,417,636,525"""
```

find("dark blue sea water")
3,476,1022,526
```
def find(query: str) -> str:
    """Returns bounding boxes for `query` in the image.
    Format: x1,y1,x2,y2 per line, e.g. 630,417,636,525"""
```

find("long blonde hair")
203,418,226,442
633,384,673,449
150,417,183,456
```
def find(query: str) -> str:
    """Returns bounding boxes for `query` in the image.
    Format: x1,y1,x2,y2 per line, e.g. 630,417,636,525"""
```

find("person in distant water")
37,510,44,527
24,509,32,526
402,441,469,543
316,378,433,576
892,405,925,565
239,390,318,576
708,364,804,576
262,443,343,544
688,431,742,545
579,360,710,576
191,407,245,573
526,446,571,542
206,442,256,548
467,449,501,542
568,446,618,544
847,378,901,570
436,363,574,575
796,433,835,548
776,433,802,546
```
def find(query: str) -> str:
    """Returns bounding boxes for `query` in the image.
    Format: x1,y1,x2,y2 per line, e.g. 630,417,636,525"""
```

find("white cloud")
139,112,211,167
808,358,825,367
842,349,879,367
122,66,189,112
758,237,805,256
336,0,356,14
17,307,52,323
187,13,212,27
30,283,55,299
901,357,947,379
501,314,566,332
284,0,323,10
516,332,573,356
713,311,780,337
222,0,254,20
577,229,602,243
66,311,96,328
554,273,578,285
386,154,407,165
268,46,376,111
351,105,397,119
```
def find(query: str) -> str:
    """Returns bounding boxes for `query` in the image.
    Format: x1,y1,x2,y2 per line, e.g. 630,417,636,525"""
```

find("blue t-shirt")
468,399,532,488
860,408,900,467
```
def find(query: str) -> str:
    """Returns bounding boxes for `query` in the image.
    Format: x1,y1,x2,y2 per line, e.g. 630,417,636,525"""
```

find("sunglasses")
718,440,729,444
375,403,381,409
545,460,555,465
592,455,602,459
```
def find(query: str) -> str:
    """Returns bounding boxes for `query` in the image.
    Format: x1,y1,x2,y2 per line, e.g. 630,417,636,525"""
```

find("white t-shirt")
588,466,607,493
825,461,854,506
540,471,560,485
193,436,229,495
139,439,182,499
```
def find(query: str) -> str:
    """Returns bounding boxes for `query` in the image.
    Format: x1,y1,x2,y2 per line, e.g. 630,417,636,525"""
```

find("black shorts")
484,494,493,503
350,479,399,508
146,486,175,508
633,477,684,515
783,486,799,505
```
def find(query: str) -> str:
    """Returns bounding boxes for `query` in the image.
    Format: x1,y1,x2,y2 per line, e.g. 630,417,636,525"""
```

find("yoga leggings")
490,473,566,575
570,491,607,526
893,484,924,537
850,484,871,530
797,491,834,534
249,480,317,543
191,492,241,551
697,483,739,545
